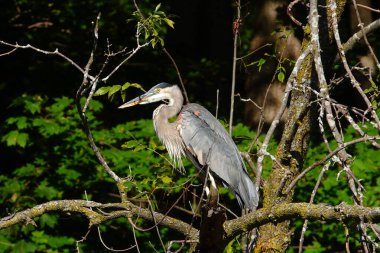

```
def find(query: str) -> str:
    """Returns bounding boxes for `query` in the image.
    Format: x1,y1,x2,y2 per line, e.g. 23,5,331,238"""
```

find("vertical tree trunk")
255,47,314,252
254,1,347,252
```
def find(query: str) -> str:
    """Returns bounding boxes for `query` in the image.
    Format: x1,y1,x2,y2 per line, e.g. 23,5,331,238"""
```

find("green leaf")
122,140,140,149
24,100,41,114
40,214,58,229
164,18,175,28
16,132,28,148
2,130,28,148
2,130,19,146
122,82,145,92
152,38,157,48
32,118,62,137
50,97,72,113
145,30,150,40
277,71,285,82
122,82,131,90
6,116,28,129
154,3,161,12
34,181,59,200
133,145,146,152
159,37,165,47
121,91,126,102
160,175,172,184
108,85,121,98
13,240,37,253
13,164,36,177
94,86,111,96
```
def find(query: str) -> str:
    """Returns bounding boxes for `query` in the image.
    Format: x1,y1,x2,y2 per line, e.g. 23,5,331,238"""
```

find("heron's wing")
179,103,259,209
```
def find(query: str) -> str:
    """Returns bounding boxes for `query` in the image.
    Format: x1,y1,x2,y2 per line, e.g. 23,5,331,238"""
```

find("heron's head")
119,82,181,109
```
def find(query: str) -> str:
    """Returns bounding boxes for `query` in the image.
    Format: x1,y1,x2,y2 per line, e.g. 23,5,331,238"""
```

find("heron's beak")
118,94,148,109
118,90,168,109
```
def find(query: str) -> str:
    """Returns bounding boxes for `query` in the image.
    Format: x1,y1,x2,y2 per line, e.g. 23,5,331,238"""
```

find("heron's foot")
206,186,219,209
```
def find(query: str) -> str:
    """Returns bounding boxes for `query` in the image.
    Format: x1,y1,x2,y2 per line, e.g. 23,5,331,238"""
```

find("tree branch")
224,202,380,240
0,200,199,241
3,200,379,250
342,19,380,54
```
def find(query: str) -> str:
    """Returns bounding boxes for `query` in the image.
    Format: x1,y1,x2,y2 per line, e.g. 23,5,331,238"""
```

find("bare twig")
76,229,91,253
330,1,380,129
284,135,380,194
256,46,312,191
298,162,330,253
0,40,92,80
357,3,380,13
162,47,189,103
146,197,166,252
215,89,220,119
287,0,303,26
131,222,141,253
97,226,137,252
342,19,380,53
229,0,241,136
352,0,380,72
236,43,272,61
75,14,122,185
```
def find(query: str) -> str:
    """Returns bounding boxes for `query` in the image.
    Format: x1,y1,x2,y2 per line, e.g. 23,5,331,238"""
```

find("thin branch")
75,14,122,185
76,229,91,253
351,0,380,72
298,161,330,253
131,222,141,253
97,226,136,252
312,1,362,218
287,0,303,26
162,47,189,104
0,47,17,56
101,40,151,83
284,135,380,194
342,19,380,53
330,1,380,129
146,197,166,252
229,0,241,136
328,8,376,248
356,3,380,13
255,45,312,190
236,43,272,61
0,40,93,80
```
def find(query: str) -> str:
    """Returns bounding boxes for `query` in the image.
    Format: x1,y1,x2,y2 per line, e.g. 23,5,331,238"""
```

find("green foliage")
94,82,145,102
0,94,196,252
130,3,175,48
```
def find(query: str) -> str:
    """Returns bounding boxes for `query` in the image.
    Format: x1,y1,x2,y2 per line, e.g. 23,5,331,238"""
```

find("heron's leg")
207,173,219,208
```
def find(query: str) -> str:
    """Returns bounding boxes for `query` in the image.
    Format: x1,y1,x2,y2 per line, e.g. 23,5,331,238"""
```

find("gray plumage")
119,82,259,210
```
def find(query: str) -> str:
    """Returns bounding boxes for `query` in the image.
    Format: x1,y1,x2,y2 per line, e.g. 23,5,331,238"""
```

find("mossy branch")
224,202,380,240
2,200,379,248
0,200,199,242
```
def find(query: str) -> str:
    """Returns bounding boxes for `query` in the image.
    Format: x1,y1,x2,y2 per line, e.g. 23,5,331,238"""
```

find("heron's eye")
155,88,161,93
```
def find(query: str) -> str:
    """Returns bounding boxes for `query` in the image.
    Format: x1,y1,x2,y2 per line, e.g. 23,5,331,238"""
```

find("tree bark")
254,1,347,252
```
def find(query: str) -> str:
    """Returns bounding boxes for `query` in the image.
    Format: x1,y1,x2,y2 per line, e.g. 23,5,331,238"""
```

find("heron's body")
120,83,259,210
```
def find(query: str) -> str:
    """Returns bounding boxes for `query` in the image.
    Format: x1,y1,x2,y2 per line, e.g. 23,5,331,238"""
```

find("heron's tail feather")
236,172,259,210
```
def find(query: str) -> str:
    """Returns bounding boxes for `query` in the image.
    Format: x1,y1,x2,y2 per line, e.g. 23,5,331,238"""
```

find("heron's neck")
154,89,184,123
153,90,185,169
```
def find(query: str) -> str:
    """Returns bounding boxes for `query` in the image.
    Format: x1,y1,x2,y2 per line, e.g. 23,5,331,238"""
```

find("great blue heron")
119,82,259,210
